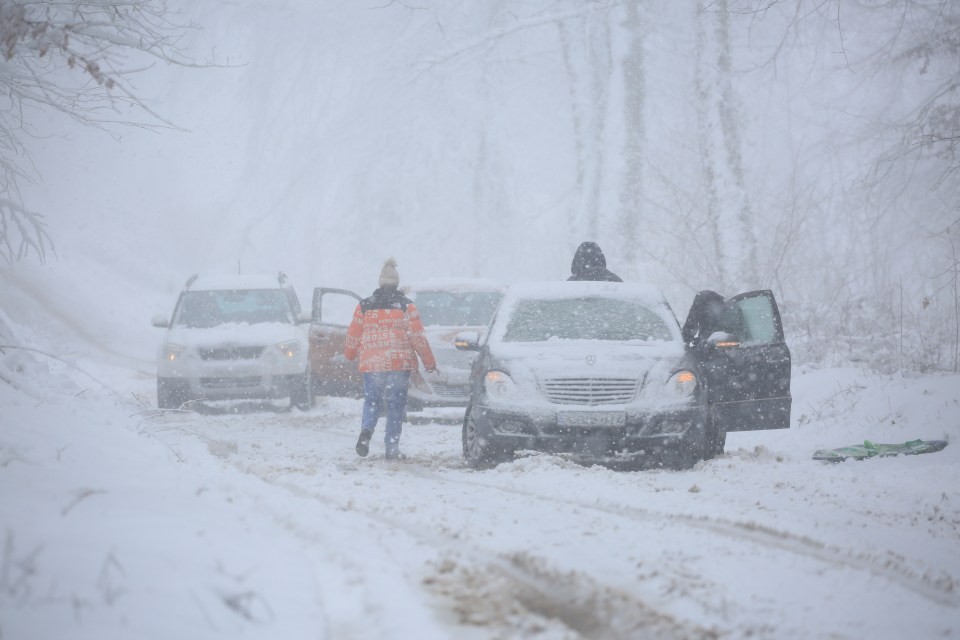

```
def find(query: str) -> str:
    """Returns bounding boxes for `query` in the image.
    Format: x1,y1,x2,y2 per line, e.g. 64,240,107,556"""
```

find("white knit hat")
378,258,399,287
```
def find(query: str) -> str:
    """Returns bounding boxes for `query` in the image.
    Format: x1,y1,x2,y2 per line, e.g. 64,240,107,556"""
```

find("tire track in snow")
424,551,718,640
207,450,714,639
398,464,960,609
142,410,958,635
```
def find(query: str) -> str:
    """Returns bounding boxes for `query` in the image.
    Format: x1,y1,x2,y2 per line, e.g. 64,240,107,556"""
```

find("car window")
173,289,293,327
502,297,673,342
317,292,359,325
720,295,778,345
412,291,502,326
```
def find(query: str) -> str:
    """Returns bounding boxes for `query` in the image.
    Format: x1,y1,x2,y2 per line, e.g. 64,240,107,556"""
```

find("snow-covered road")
2,362,959,639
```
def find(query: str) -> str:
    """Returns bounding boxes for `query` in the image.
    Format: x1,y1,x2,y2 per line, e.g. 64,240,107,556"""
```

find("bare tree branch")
0,0,201,264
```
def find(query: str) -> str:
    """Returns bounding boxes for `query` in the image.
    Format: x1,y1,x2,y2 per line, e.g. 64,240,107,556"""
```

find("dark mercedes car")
454,282,791,469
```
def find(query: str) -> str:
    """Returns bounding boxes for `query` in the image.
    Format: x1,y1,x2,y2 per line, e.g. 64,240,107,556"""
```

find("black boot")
355,429,373,457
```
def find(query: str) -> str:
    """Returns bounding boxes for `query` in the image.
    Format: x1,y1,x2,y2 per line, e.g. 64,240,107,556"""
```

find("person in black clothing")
681,290,725,346
568,241,623,282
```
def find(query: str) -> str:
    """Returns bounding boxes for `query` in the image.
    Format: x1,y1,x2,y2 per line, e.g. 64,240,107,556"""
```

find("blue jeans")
361,371,410,454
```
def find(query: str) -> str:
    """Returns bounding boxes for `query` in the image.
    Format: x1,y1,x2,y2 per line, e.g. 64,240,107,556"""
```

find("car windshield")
173,289,292,328
413,291,502,326
502,297,673,342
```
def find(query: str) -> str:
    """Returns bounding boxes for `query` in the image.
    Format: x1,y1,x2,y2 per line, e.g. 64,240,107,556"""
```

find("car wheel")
699,406,725,459
462,405,510,469
665,416,710,470
711,419,727,457
291,369,313,410
157,377,184,410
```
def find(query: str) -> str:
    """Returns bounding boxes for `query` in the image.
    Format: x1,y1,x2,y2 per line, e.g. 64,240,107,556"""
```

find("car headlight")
278,340,301,358
484,370,517,397
163,343,187,361
666,369,698,399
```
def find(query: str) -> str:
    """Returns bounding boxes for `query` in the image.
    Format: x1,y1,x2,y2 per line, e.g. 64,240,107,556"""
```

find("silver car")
153,273,312,410
455,281,792,469
403,278,505,410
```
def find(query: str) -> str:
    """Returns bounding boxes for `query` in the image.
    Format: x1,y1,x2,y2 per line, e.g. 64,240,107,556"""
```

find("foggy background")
4,0,958,381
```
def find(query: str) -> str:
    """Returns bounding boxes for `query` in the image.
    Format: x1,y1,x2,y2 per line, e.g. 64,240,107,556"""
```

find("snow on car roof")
188,274,286,291
404,277,505,293
490,281,682,347
503,281,667,304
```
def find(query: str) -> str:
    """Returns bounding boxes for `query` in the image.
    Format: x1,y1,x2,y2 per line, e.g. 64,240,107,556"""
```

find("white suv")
153,273,312,410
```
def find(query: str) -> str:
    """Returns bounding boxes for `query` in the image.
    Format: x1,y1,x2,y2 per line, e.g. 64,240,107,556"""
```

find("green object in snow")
813,439,948,462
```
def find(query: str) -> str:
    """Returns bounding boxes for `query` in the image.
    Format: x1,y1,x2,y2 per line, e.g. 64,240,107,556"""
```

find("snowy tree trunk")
558,16,588,234
559,9,614,242
618,0,646,266
694,0,727,291
584,12,614,242
695,0,758,291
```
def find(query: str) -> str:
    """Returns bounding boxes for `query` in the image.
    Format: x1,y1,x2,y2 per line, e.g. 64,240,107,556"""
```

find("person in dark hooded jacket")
681,290,725,345
568,241,623,282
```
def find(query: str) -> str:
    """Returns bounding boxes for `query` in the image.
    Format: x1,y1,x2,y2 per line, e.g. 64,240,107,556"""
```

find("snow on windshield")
173,290,292,327
502,297,674,343
412,291,502,326
488,283,680,345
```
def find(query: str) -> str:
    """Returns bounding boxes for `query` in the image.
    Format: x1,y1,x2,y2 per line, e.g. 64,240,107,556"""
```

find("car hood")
164,322,303,348
423,325,487,343
489,340,685,390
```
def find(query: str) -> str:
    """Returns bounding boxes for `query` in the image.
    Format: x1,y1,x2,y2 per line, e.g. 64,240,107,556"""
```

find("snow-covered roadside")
2,322,958,640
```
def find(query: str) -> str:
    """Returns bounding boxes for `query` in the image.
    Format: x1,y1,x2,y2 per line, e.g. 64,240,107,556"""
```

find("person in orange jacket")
344,258,437,459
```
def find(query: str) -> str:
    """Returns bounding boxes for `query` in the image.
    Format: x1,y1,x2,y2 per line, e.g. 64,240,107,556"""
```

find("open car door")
686,290,791,432
309,288,363,397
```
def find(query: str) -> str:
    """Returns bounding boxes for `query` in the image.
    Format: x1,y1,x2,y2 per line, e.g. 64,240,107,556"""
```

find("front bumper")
408,368,471,407
158,347,307,401
471,404,704,458
160,373,304,402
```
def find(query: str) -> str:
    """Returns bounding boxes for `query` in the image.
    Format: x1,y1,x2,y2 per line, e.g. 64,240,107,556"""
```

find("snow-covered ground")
2,2,958,638
2,318,958,638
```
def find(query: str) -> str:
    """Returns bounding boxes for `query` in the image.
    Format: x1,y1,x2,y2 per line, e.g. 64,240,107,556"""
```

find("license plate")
556,411,626,427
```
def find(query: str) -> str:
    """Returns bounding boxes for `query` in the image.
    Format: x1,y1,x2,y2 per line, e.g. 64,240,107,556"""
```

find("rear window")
502,297,673,343
412,291,502,326
173,289,293,327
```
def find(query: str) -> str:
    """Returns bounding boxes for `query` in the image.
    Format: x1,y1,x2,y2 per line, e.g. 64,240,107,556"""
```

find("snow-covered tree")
0,0,193,264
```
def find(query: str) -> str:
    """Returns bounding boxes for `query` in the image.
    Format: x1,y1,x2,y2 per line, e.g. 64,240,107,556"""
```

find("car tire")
711,420,727,457
157,377,185,410
664,416,711,470
700,406,725,459
462,405,511,469
291,369,313,410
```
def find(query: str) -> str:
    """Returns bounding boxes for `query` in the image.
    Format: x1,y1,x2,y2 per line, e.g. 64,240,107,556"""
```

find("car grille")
428,381,470,399
539,378,638,405
199,346,264,361
201,376,262,389
433,348,477,369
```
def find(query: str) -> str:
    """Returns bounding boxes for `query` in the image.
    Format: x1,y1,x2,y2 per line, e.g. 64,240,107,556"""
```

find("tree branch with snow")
0,0,200,264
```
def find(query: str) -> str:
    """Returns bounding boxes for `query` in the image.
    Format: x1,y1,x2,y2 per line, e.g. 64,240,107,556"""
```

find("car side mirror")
705,331,739,349
454,331,481,351
151,314,169,328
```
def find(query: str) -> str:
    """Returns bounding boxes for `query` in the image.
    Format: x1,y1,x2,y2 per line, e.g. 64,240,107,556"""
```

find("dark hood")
571,241,607,275
362,286,412,312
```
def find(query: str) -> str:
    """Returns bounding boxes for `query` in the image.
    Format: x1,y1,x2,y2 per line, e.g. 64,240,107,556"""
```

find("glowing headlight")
667,369,698,398
278,340,301,358
163,343,186,361
484,370,517,396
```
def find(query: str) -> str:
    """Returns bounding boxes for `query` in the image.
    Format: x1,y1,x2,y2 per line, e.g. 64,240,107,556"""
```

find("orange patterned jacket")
344,287,436,373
